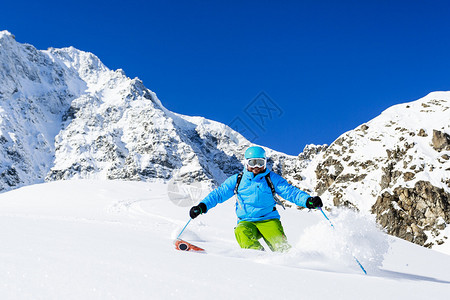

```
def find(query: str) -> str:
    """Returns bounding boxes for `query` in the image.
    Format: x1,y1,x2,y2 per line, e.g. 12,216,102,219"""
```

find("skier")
189,146,323,252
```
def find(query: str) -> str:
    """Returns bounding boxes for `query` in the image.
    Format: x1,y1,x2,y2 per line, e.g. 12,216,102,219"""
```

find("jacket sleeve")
270,172,311,208
200,174,237,212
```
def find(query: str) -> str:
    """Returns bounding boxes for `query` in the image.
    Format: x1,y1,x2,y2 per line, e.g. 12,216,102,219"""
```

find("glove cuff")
198,202,207,214
306,197,314,209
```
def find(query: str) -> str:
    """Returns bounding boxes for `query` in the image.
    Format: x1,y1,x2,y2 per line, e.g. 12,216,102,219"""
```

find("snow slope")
0,180,448,299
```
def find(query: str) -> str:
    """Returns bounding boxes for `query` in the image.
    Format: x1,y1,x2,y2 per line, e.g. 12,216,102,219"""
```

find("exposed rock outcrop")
432,130,450,152
372,181,449,247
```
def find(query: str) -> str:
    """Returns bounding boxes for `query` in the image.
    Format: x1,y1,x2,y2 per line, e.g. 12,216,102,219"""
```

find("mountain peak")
46,47,109,84
0,30,15,40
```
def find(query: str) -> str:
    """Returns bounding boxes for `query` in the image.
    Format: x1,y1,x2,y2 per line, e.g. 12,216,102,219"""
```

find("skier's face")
247,165,266,175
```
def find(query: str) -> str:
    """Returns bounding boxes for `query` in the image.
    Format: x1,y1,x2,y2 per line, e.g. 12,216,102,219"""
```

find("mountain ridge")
0,31,302,191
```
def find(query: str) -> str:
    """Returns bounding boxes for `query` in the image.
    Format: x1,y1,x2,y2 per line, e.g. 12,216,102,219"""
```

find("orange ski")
174,239,206,253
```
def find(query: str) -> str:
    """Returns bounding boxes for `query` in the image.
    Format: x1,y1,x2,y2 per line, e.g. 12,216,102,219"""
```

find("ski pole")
317,207,368,275
176,218,192,240
318,206,334,228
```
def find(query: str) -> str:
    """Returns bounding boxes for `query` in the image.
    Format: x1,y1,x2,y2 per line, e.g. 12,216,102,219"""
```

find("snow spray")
297,207,389,274
318,208,367,274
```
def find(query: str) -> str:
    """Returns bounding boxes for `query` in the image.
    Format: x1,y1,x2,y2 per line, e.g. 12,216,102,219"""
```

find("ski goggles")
246,158,266,168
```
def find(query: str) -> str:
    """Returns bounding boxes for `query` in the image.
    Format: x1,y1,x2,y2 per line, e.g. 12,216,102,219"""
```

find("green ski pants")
234,219,291,252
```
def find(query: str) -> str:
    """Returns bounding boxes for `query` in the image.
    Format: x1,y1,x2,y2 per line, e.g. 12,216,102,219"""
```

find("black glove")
189,203,207,219
306,196,323,209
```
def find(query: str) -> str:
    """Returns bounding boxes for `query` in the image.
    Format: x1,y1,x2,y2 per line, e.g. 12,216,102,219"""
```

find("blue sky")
2,0,450,155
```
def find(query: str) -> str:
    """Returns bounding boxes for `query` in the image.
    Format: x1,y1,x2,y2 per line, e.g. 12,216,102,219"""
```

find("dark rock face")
372,181,450,247
432,130,450,152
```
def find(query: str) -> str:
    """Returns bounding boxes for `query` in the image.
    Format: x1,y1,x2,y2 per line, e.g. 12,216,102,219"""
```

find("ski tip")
174,239,206,253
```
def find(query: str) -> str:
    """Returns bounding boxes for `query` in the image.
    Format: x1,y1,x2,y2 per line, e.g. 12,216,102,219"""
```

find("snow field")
0,180,448,299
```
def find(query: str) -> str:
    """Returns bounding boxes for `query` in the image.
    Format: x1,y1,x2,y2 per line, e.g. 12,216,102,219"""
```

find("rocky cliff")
305,93,450,250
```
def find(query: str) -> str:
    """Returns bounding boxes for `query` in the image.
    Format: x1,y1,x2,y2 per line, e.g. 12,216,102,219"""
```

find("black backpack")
233,172,286,210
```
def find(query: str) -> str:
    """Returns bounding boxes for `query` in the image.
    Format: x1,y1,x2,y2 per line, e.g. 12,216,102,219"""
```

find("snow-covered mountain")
297,92,450,251
0,31,83,191
0,30,300,192
1,30,449,252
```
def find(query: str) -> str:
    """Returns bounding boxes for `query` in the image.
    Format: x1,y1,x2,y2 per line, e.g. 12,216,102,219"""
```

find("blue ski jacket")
200,168,311,223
